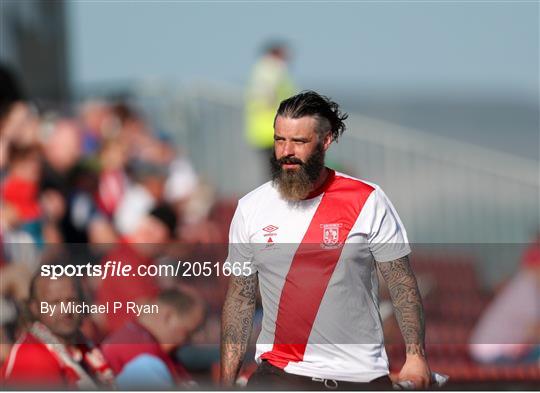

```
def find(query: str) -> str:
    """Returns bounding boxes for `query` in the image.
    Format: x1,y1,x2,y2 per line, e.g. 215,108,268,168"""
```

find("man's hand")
397,352,431,389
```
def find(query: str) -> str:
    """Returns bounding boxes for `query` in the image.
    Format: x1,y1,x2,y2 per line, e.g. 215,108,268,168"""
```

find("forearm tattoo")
378,256,426,356
220,273,258,385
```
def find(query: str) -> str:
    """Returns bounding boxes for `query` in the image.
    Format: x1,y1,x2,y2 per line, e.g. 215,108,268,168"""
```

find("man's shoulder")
11,332,51,356
333,171,381,194
2,332,61,377
237,181,277,208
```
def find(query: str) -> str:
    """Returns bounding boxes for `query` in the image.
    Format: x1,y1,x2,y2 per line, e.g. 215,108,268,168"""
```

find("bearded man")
220,91,431,390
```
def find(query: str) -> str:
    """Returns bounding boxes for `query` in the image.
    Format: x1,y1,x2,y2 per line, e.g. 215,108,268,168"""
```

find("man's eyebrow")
274,134,310,142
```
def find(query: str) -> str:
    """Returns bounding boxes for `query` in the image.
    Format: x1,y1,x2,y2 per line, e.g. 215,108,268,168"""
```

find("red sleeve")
1,343,66,387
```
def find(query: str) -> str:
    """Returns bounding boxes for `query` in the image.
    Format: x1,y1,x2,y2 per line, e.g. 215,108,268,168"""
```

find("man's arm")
377,255,430,388
220,273,258,386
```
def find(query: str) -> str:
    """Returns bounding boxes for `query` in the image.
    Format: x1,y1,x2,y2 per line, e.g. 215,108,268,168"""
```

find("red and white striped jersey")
227,169,410,382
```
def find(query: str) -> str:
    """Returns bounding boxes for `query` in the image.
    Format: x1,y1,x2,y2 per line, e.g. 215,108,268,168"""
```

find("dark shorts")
247,360,393,391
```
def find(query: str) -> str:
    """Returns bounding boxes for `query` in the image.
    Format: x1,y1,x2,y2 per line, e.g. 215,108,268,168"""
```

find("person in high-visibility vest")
245,42,296,176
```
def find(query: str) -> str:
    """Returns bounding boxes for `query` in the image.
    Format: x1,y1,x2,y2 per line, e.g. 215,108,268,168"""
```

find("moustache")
278,157,304,166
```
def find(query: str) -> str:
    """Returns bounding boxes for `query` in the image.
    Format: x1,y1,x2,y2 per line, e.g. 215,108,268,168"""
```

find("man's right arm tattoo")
377,255,426,357
220,273,258,386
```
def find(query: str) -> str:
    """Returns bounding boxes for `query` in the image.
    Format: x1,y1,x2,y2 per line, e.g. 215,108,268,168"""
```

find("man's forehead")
274,115,318,135
36,276,76,298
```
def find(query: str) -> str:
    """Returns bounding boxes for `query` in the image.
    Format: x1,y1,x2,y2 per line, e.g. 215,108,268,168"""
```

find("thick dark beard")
270,144,325,201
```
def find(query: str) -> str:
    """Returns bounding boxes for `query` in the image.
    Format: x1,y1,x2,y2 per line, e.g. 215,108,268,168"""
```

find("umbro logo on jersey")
262,225,278,245
263,225,278,233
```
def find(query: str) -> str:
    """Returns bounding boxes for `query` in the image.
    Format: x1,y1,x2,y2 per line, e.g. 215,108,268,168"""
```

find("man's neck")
312,167,329,191
304,167,330,199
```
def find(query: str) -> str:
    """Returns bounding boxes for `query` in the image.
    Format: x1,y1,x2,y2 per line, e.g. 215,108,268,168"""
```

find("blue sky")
68,1,538,99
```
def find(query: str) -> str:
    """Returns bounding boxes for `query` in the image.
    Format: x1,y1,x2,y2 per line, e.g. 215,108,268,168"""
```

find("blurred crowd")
1,57,539,390
0,41,299,388
0,65,234,388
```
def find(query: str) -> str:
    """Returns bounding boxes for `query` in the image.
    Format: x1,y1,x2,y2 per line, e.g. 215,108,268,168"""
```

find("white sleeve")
226,202,256,275
367,187,411,262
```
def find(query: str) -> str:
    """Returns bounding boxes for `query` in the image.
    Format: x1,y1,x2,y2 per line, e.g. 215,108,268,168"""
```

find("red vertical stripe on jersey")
261,173,375,369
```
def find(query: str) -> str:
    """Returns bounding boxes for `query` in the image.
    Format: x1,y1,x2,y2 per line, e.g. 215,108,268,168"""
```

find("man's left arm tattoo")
377,255,426,357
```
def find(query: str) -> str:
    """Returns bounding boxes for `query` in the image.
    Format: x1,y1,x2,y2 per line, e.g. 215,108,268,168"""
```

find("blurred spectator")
159,141,222,243
1,144,43,243
0,103,39,157
78,100,116,155
95,203,178,334
0,64,40,179
0,145,42,324
96,138,128,218
101,288,205,389
0,256,34,305
469,234,540,364
39,119,85,242
245,41,296,176
0,65,40,369
114,160,168,235
0,79,226,386
164,153,198,210
41,119,82,185
61,163,102,243
0,274,115,389
109,102,153,161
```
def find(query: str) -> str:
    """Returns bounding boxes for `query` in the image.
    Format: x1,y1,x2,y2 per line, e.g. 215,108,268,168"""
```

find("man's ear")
322,132,333,152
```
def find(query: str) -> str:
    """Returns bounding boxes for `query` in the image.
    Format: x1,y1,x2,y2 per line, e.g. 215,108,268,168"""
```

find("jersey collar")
304,168,335,200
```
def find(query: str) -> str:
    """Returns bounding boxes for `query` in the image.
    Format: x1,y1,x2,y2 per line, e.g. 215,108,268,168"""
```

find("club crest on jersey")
320,223,342,249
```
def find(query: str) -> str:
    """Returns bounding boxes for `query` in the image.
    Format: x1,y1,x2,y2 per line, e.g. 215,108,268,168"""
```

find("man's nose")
282,141,295,156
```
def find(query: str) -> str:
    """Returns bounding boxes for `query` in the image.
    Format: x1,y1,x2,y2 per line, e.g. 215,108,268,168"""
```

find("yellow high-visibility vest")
245,56,296,149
